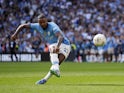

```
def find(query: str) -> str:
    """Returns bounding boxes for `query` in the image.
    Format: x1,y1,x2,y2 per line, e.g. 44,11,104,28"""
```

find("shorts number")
64,48,68,53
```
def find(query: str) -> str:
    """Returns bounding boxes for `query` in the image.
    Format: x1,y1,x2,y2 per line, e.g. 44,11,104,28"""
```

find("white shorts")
49,43,71,59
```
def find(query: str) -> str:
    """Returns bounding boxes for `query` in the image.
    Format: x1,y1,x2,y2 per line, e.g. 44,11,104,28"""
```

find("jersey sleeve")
30,23,38,30
30,23,43,34
52,23,61,34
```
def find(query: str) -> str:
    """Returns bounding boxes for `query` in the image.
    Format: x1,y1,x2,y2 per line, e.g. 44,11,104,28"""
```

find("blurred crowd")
0,0,124,62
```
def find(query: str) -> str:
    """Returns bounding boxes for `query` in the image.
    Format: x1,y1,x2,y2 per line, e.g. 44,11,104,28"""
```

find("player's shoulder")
48,22,58,26
30,23,39,25
30,23,40,28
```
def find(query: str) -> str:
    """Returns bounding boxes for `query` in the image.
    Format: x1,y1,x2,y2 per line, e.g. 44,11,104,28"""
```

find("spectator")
7,36,18,62
0,0,124,62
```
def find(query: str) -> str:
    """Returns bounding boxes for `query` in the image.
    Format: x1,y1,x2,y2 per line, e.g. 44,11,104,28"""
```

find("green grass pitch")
0,62,124,93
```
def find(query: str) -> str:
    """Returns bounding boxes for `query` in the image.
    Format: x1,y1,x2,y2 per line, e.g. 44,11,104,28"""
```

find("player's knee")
58,54,65,63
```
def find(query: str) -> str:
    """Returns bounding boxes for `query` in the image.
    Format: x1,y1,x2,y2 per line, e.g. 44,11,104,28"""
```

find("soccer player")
7,35,18,62
11,14,71,84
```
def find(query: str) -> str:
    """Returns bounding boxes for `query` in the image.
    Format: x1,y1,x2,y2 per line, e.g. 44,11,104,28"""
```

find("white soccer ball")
93,34,106,46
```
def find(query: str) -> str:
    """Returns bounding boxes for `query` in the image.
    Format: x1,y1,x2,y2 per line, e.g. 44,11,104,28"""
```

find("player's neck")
42,24,48,30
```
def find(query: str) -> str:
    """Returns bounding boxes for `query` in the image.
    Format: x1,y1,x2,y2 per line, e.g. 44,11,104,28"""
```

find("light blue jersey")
30,22,70,45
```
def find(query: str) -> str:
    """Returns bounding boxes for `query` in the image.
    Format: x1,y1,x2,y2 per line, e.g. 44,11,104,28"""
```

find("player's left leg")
35,71,50,84
35,53,60,84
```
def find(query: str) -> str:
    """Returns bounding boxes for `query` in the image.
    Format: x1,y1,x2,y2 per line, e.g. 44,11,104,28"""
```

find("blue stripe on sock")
52,61,59,65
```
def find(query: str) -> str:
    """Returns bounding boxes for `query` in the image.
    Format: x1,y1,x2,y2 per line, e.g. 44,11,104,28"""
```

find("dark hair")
37,13,46,19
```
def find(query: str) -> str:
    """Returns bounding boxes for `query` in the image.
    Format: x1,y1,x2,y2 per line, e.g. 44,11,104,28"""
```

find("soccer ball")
93,34,106,46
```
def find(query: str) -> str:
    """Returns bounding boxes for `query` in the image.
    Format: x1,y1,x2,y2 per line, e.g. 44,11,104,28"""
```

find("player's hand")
11,34,17,41
50,46,59,53
53,47,59,53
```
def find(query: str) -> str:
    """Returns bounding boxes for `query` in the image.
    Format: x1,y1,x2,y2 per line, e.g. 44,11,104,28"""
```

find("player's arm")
50,22,64,53
53,32,64,53
56,32,64,48
11,24,30,40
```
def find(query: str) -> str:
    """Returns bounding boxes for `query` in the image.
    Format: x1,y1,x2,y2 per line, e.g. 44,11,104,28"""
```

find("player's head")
38,14,48,29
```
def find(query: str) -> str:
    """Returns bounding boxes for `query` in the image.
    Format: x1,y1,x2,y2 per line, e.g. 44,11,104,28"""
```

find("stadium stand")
0,0,124,62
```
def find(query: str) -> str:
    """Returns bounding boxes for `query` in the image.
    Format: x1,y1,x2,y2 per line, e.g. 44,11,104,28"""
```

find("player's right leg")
43,43,71,80
35,44,71,84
